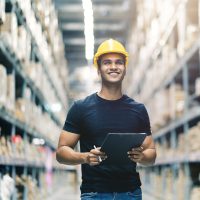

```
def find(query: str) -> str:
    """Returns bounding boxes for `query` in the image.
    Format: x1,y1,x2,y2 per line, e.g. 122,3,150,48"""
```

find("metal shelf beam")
155,151,200,165
153,107,200,140
0,107,56,149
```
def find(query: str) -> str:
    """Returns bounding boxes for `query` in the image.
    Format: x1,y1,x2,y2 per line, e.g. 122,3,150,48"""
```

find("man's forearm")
139,148,156,166
56,146,89,165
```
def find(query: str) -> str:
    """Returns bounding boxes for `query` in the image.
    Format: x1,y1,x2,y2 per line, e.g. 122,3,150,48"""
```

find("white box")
17,26,27,61
0,13,18,51
0,0,5,24
0,64,7,107
195,77,200,96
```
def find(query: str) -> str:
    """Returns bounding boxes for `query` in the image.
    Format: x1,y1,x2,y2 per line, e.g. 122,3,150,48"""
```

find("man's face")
98,53,126,84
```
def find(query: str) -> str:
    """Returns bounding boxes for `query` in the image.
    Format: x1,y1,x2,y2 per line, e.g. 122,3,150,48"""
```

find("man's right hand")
85,147,107,166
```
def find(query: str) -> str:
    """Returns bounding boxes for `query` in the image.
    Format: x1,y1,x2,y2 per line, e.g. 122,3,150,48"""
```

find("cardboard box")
169,84,185,120
15,98,31,123
187,125,200,152
0,13,18,51
6,74,15,112
17,26,31,63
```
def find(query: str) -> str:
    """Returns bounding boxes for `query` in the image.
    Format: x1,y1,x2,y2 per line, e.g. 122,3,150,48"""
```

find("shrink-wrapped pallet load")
0,13,18,52
0,64,7,107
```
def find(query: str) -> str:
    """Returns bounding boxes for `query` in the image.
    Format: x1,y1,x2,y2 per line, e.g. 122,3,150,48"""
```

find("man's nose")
110,62,117,69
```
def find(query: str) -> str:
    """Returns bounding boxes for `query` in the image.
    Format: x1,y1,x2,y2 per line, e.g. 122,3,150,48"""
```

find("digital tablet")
100,133,147,164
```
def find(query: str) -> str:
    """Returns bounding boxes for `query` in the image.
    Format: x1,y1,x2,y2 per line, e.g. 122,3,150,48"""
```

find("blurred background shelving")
0,0,200,199
125,0,200,200
0,0,75,199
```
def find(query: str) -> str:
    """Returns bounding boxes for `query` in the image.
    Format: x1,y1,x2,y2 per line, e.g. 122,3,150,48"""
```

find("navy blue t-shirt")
63,93,152,193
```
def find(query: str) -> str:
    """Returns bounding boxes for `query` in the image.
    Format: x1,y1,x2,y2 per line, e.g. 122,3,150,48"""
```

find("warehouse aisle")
1,0,200,199
46,180,154,200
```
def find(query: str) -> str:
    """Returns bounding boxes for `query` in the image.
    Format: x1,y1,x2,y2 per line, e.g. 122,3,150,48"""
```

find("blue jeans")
81,187,142,200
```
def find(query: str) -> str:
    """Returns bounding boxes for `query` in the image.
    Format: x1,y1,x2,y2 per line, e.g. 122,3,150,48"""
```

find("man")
56,39,156,200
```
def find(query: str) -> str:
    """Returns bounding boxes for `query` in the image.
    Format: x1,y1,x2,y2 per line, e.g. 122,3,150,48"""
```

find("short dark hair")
97,57,102,69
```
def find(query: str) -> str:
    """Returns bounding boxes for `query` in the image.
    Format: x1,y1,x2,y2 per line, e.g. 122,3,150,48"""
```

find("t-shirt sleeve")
140,104,152,135
63,101,81,134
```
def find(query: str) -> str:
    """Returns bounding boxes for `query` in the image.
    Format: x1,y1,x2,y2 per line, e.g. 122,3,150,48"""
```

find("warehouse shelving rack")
0,39,62,127
126,0,200,200
9,0,66,108
127,0,183,98
0,0,71,199
143,36,200,105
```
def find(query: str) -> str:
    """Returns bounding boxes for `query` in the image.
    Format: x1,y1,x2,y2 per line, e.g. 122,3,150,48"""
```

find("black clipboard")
100,133,147,164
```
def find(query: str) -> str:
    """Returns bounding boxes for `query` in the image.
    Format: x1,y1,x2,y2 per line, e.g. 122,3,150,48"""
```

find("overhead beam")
64,37,124,46
57,4,83,12
55,0,125,5
61,22,126,31
64,38,85,45
56,3,128,12
61,23,84,31
57,4,129,20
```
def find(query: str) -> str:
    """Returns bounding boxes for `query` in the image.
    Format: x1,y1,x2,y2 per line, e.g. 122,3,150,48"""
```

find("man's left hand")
127,146,144,163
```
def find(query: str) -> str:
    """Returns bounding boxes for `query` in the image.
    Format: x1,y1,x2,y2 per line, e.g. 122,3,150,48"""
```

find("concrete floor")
47,188,155,200
45,170,156,200
46,181,155,200
47,184,80,200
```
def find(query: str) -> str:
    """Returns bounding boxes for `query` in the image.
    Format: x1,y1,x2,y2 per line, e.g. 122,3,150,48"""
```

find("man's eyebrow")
116,59,125,62
102,59,124,62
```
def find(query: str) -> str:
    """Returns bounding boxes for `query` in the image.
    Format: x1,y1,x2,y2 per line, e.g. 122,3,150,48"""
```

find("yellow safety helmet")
93,38,129,67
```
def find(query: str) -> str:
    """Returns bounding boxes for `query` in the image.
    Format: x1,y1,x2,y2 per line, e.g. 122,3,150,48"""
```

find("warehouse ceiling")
54,0,136,73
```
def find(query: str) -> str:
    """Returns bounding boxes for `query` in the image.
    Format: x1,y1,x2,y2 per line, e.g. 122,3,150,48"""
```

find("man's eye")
116,60,124,65
103,61,111,65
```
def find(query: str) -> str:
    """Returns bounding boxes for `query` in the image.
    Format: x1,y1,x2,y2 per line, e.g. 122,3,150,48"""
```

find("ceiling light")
82,0,94,61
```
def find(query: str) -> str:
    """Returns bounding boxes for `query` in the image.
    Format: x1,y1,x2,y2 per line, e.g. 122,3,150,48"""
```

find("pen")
93,145,102,162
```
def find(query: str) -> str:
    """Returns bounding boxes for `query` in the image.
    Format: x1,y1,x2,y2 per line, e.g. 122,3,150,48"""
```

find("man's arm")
56,130,106,165
128,135,157,166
